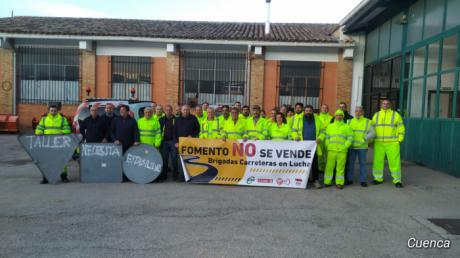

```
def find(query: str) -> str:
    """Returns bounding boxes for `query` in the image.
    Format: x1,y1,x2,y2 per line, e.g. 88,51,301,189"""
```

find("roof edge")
0,33,355,48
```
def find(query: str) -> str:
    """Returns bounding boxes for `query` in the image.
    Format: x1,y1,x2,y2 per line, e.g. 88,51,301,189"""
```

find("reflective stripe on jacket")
137,117,162,148
325,120,353,153
35,113,71,135
269,123,291,141
201,118,222,139
348,116,375,149
244,117,267,140
222,118,246,140
372,109,405,143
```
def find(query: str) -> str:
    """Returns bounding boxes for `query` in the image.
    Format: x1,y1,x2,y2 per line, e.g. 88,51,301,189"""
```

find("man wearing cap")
324,109,353,189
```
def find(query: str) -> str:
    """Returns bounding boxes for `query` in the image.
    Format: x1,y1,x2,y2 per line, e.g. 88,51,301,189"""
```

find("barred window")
17,47,80,104
279,61,321,108
181,51,247,105
111,56,151,101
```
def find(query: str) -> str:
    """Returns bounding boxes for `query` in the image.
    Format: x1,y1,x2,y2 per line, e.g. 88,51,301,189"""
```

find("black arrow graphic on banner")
182,155,218,183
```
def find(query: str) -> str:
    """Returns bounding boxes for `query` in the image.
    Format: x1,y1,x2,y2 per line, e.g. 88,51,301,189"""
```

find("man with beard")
290,102,304,137
292,105,325,189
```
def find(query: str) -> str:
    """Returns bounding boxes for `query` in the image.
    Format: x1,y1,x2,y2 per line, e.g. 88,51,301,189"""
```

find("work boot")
345,180,353,186
336,185,344,190
313,180,322,189
395,182,403,188
373,180,382,185
40,177,48,184
360,182,368,187
61,174,70,183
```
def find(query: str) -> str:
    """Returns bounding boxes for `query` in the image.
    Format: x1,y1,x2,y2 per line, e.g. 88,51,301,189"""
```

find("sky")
0,0,362,23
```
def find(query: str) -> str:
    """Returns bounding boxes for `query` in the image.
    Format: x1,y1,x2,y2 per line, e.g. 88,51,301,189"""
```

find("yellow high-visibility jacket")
138,117,162,148
348,116,375,149
35,113,71,135
269,123,291,141
244,117,267,140
372,109,405,143
318,112,333,127
290,113,304,133
325,120,353,153
201,118,223,139
222,118,246,140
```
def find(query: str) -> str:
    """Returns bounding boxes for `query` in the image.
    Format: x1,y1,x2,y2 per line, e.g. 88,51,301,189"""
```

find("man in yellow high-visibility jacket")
317,104,333,172
218,105,231,126
346,106,375,187
324,109,353,189
244,105,266,140
372,99,405,188
195,105,207,134
240,105,251,122
137,107,162,148
222,107,247,141
201,107,222,139
35,104,72,184
290,102,304,135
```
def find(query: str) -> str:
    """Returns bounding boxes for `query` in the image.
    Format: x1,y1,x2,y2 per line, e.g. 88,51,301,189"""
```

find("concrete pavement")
0,134,459,257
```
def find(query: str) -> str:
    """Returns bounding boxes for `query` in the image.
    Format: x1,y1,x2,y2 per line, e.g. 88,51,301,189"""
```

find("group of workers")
35,99,405,189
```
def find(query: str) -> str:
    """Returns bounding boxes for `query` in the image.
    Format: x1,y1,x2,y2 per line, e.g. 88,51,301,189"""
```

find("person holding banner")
111,105,140,153
200,108,222,139
244,105,266,140
292,105,325,189
269,113,291,141
346,106,375,187
80,106,107,143
35,105,72,184
137,107,162,148
222,107,247,141
324,109,353,189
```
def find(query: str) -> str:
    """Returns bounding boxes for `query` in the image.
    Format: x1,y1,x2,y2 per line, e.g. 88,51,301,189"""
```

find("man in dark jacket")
159,105,177,181
111,105,139,153
174,105,200,182
330,102,353,123
80,106,107,143
101,103,117,142
174,105,200,144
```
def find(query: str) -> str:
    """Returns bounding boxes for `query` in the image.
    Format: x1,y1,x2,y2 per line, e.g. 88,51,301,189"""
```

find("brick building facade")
0,17,355,129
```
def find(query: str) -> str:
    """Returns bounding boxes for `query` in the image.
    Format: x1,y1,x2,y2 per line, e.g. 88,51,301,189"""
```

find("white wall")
349,33,365,114
96,41,167,57
265,46,338,62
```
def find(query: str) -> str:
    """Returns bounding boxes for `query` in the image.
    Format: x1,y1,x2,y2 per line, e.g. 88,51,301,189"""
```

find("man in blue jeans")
346,106,375,187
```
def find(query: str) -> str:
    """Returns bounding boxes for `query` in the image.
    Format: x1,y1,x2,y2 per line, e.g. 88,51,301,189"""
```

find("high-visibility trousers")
324,151,346,186
318,145,327,172
372,142,401,184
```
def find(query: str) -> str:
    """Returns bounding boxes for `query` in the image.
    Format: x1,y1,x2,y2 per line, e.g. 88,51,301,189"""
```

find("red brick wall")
263,60,279,112
250,56,264,107
166,52,180,105
152,57,167,105
17,103,78,131
96,55,111,98
336,49,353,109
81,50,96,99
321,62,338,111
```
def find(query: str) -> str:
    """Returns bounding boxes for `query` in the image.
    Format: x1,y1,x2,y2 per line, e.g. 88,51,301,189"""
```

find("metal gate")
180,50,248,105
111,56,151,101
278,61,321,108
16,47,80,104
